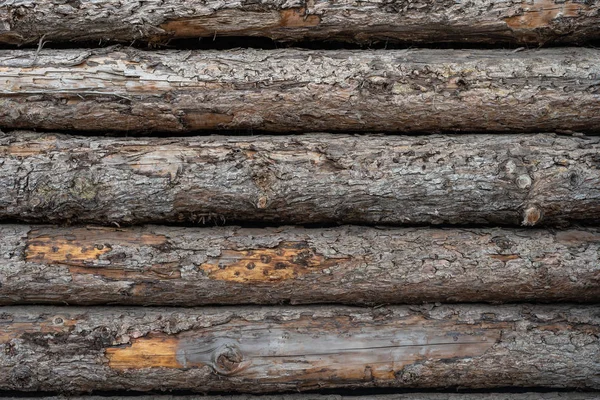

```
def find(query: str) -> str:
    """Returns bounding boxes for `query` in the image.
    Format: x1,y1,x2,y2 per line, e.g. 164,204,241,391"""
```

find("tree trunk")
1,48,600,133
1,0,599,46
3,395,598,400
1,132,599,227
0,305,598,392
1,224,599,305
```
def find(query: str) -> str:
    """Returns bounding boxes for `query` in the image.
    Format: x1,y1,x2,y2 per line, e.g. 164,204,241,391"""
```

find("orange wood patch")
106,335,181,369
279,8,320,28
157,8,320,39
183,112,234,129
25,238,112,265
25,228,167,266
505,0,587,30
490,254,520,261
199,241,346,283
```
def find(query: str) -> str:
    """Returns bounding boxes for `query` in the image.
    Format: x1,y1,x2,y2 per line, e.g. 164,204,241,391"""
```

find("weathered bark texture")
0,305,598,392
1,0,599,46
1,132,599,226
1,224,599,305
1,48,600,133
6,395,600,400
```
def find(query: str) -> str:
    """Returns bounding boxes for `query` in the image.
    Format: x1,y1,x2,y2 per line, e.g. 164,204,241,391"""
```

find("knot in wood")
522,205,543,226
212,342,244,375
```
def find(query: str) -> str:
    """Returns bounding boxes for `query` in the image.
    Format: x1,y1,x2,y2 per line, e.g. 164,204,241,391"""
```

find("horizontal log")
1,48,600,133
1,132,599,226
0,305,598,392
5,395,599,400
1,0,599,46
1,225,599,305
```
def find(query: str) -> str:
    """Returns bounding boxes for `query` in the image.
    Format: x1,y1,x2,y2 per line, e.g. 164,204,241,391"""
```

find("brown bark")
1,224,599,305
0,305,598,392
1,48,600,133
1,132,599,226
5,395,599,400
1,0,599,46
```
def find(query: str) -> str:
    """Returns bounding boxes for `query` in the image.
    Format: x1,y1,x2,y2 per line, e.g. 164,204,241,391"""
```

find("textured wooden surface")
0,305,598,392
4,395,599,400
1,0,599,45
1,48,600,133
1,224,599,305
1,132,599,226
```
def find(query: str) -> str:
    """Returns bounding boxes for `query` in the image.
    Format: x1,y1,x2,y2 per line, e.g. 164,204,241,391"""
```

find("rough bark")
5,395,599,400
0,305,598,393
1,0,599,46
1,48,600,133
1,132,600,226
1,224,599,305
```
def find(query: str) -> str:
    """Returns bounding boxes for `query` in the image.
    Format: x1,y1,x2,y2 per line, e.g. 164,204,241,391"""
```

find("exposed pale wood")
0,305,598,392
1,48,600,133
1,224,599,305
1,0,599,46
1,132,599,226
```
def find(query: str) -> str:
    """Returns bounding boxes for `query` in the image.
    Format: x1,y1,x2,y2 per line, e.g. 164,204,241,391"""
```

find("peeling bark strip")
0,305,598,392
1,132,600,226
0,0,599,45
1,48,600,133
1,225,600,305
5,396,600,400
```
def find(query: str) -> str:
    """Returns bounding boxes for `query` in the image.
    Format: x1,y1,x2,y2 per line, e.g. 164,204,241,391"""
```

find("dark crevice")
2,128,599,139
2,300,600,307
2,217,600,230
0,300,597,309
2,36,600,51
0,388,598,397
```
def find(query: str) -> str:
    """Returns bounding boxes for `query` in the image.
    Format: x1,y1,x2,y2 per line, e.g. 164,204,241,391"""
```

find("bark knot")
522,205,543,226
212,342,247,375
